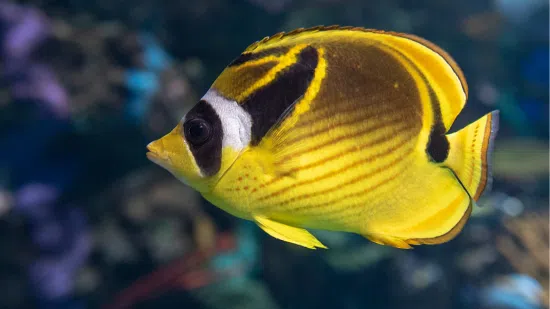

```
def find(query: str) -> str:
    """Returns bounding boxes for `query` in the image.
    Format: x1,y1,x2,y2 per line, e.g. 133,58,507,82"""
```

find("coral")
496,210,549,306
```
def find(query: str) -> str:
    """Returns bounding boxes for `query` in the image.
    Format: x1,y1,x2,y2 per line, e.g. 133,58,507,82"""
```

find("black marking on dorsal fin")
228,46,289,67
242,45,319,145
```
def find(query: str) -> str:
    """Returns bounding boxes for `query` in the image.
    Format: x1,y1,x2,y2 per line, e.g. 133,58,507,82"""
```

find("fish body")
147,26,499,249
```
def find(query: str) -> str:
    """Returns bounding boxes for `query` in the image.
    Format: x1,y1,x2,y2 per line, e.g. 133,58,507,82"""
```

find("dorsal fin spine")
245,25,376,52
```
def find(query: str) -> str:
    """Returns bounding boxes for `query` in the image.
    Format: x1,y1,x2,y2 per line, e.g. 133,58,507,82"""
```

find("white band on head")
199,89,252,152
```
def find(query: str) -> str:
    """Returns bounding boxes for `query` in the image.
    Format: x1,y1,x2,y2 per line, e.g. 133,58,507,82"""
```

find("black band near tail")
374,42,450,163
427,123,450,163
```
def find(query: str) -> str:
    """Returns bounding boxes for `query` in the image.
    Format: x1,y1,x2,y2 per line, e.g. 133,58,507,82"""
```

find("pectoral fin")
253,215,328,249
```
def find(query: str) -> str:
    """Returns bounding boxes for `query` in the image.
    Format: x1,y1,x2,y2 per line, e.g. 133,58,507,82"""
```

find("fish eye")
183,118,212,146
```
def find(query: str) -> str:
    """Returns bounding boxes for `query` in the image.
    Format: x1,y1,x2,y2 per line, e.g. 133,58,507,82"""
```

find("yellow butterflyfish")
146,26,499,250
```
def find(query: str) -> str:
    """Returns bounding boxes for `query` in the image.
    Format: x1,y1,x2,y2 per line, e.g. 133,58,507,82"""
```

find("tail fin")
445,111,499,201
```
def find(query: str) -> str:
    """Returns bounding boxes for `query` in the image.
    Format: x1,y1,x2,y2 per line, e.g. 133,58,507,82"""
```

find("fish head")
147,90,252,193
146,123,206,189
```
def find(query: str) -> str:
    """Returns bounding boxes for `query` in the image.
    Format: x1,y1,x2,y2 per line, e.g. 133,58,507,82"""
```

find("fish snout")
146,139,169,165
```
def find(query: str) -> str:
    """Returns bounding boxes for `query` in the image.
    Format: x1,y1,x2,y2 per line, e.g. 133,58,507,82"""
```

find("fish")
146,26,499,250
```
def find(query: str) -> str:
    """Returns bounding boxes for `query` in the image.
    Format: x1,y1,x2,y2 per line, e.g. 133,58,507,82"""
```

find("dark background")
0,0,548,308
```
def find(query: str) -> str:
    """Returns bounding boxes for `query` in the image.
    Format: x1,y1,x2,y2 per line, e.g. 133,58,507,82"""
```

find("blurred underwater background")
0,0,548,308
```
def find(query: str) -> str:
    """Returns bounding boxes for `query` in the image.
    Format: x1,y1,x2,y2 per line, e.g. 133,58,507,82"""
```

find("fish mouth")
145,151,161,162
146,142,171,167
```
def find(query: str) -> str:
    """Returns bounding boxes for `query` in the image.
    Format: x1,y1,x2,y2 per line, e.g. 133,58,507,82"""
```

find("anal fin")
253,215,328,249
406,197,473,245
363,234,414,249
362,171,473,249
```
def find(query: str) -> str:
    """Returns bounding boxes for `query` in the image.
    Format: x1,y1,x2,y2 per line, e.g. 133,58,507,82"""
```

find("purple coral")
0,1,69,119
2,2,90,308
14,183,92,305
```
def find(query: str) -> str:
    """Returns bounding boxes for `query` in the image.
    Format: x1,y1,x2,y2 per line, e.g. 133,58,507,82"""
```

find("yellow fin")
364,194,473,249
253,139,299,178
253,143,278,176
406,197,473,246
361,163,474,249
363,235,413,249
253,215,327,249
369,31,469,131
445,111,499,201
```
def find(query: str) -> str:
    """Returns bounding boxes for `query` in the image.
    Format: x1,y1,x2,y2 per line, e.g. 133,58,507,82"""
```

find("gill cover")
146,92,252,192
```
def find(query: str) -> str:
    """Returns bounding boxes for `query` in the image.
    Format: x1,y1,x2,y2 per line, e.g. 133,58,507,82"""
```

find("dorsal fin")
244,25,351,52
244,25,467,99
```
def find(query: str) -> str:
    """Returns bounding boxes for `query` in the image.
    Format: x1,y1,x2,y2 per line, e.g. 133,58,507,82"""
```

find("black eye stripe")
184,118,212,146
184,100,222,176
